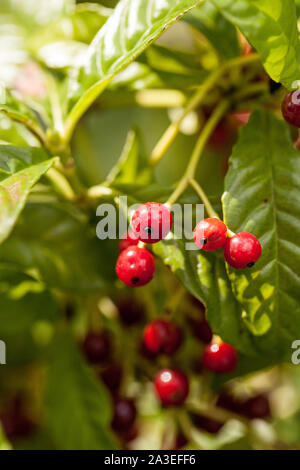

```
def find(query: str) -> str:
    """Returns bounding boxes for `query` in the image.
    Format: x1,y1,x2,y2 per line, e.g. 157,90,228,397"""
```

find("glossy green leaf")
222,110,300,358
65,0,203,134
46,333,118,450
185,1,240,59
0,146,55,244
0,203,116,291
32,3,111,48
212,0,300,88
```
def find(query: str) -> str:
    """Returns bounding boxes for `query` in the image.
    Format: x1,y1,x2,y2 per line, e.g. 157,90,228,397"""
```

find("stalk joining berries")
116,246,155,287
203,341,237,374
223,232,262,269
154,368,189,406
282,90,300,127
131,202,172,244
193,218,227,251
143,319,182,356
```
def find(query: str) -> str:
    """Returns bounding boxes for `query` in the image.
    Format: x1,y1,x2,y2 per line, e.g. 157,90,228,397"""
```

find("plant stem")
150,69,221,166
47,73,64,136
190,178,218,218
166,99,229,207
150,53,260,167
46,167,76,201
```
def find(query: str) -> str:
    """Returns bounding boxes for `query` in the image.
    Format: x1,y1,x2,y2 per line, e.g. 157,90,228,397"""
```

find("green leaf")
143,44,208,88
1,0,74,29
0,86,45,141
185,1,240,59
212,0,300,88
65,0,203,136
45,333,118,450
32,3,111,48
0,203,116,291
222,110,300,359
0,146,55,244
153,235,286,373
106,127,152,186
0,266,58,366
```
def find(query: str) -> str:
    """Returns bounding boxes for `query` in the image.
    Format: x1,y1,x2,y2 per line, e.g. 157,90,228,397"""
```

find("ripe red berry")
111,398,137,432
116,246,155,287
282,90,300,127
154,369,189,407
131,202,172,244
100,362,122,393
116,298,144,326
82,332,111,364
203,341,237,374
193,218,227,251
143,319,182,356
223,232,262,269
241,395,270,420
119,230,139,252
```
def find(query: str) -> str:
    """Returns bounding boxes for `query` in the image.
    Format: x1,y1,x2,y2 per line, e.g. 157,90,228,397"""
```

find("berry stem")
150,54,260,167
166,100,229,207
190,178,218,219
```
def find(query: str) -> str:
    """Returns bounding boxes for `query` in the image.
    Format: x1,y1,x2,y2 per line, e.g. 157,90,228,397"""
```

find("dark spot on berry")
143,225,152,235
131,277,139,285
247,262,255,268
201,237,207,246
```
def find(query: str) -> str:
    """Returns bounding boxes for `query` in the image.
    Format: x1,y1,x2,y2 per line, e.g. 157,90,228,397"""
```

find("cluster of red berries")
116,202,172,288
116,202,262,289
193,217,262,269
142,317,238,408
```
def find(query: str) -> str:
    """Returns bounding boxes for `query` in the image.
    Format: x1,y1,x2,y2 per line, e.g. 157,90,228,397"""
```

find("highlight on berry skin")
202,341,238,374
131,202,173,244
154,368,189,407
223,232,262,269
116,245,155,287
193,217,228,251
282,90,300,127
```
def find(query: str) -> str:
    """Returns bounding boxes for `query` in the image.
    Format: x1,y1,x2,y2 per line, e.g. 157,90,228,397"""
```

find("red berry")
241,395,270,420
230,110,251,128
100,362,122,392
187,317,212,343
0,397,35,440
282,90,300,127
82,332,111,364
223,232,262,269
116,298,144,326
131,202,172,244
193,218,227,251
191,413,224,434
154,369,189,407
116,246,155,287
203,342,237,374
111,398,137,432
119,230,139,252
143,319,182,356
